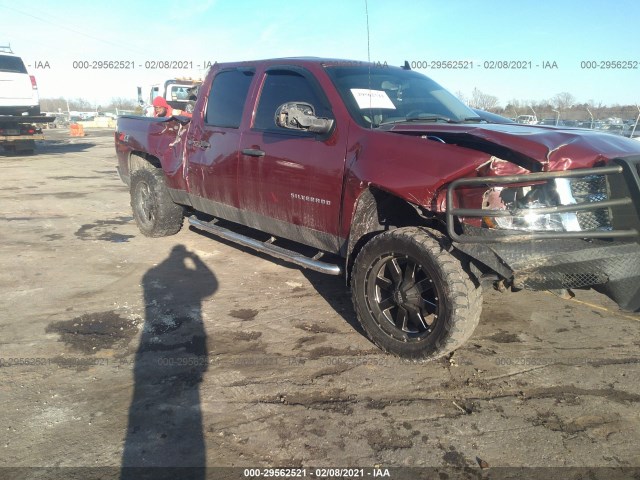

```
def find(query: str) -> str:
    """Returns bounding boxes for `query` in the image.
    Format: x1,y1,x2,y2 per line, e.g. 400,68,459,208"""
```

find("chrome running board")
188,216,341,276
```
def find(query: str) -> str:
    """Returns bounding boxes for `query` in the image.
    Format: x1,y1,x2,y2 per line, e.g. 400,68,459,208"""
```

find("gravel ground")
1,128,639,479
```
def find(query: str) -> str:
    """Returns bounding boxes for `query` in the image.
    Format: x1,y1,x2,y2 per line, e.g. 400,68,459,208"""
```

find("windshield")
325,65,479,127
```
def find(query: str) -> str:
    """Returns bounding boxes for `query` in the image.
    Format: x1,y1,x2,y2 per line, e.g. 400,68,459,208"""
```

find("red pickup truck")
115,58,640,359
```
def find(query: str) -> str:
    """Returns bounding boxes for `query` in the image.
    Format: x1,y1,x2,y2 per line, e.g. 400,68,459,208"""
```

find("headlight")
481,179,587,232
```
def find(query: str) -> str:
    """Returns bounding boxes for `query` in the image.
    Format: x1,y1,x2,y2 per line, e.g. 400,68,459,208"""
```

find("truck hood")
388,123,640,172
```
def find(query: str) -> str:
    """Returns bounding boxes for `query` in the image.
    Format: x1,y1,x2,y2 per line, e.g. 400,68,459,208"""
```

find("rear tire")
130,168,183,237
352,227,482,359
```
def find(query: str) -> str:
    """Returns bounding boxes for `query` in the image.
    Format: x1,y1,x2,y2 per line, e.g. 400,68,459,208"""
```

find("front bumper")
447,156,640,311
456,238,640,311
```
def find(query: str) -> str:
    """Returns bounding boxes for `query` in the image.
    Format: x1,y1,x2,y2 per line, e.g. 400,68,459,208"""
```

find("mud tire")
130,168,183,237
352,227,482,359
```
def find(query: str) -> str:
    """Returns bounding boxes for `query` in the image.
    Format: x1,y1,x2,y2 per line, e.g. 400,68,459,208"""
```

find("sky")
1,0,639,109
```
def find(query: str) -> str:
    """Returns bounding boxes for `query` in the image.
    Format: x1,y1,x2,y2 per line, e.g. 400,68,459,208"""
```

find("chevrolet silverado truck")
115,58,640,359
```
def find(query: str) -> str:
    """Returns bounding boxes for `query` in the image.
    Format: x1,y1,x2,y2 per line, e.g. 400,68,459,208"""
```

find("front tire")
130,168,183,237
352,227,482,359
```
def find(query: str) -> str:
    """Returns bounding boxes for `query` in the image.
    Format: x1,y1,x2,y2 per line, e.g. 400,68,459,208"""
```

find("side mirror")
275,102,334,134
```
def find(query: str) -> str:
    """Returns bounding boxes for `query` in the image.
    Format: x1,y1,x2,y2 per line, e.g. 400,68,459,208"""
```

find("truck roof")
212,57,396,69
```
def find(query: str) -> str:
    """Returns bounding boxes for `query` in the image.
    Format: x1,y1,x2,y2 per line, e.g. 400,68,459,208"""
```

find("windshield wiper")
463,116,484,122
380,115,459,126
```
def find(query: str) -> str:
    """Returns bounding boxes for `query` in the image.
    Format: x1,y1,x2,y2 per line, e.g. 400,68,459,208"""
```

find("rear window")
0,55,28,74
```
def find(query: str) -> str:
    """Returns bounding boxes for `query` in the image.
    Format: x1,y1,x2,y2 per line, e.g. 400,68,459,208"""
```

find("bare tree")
68,98,93,110
552,92,576,111
505,98,521,117
586,99,604,120
40,97,67,112
107,97,138,111
454,90,468,105
469,88,500,111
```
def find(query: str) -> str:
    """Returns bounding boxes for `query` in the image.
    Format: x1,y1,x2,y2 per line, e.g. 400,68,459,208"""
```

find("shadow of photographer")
121,245,217,479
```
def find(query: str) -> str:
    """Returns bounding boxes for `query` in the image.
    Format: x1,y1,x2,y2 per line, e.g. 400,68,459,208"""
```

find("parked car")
515,115,537,124
115,58,640,359
602,124,626,135
622,123,640,138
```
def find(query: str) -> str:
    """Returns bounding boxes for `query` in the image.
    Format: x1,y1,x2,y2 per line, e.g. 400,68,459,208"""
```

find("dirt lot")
1,129,639,478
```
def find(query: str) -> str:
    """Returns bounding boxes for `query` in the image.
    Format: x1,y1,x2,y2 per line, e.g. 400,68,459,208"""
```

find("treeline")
42,92,638,122
40,97,138,113
457,88,639,121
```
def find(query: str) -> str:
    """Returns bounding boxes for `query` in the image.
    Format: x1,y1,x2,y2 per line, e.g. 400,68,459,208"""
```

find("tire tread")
352,226,482,359
130,168,183,237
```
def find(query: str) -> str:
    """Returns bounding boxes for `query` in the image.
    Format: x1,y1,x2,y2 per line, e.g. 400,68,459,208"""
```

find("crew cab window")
205,69,254,128
253,70,326,131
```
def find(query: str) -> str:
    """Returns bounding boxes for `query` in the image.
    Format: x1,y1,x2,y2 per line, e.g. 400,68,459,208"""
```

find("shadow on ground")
188,222,364,335
121,245,217,480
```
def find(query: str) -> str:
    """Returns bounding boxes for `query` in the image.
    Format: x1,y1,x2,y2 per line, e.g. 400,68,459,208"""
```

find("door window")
253,70,327,131
205,69,254,128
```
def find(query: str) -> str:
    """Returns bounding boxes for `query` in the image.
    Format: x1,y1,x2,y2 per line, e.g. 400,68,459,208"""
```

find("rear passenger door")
238,67,348,253
186,68,254,208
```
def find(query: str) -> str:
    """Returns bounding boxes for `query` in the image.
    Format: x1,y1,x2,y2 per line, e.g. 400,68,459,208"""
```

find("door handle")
242,148,265,157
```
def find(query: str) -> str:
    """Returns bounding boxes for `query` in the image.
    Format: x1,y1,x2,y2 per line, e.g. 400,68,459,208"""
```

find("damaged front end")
445,151,640,312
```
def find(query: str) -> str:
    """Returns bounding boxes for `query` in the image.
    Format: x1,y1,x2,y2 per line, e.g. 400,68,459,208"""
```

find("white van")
0,46,40,116
515,115,538,125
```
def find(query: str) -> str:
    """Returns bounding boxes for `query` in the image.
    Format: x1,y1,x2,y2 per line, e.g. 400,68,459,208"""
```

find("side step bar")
188,216,342,276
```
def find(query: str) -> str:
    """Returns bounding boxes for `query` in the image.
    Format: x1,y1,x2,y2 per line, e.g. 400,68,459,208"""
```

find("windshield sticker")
350,89,396,110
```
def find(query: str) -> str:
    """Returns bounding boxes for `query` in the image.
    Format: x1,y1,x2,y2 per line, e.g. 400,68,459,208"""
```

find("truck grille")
569,175,612,230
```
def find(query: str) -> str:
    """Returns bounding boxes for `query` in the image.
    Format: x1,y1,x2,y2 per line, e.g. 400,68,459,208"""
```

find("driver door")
238,67,348,253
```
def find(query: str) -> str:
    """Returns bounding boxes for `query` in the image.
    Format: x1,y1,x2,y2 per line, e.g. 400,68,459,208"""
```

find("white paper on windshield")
350,89,396,110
